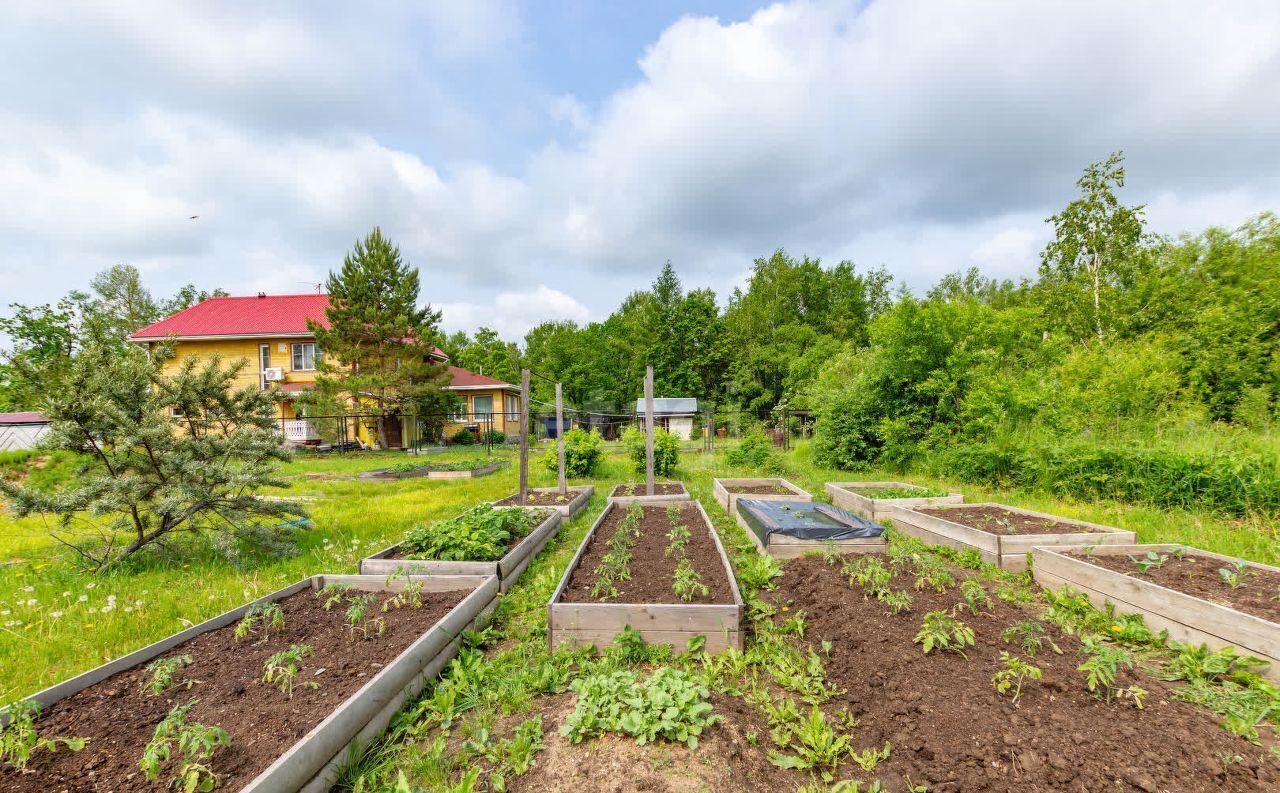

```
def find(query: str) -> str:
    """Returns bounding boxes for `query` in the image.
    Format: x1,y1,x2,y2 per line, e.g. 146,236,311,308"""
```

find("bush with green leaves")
402,504,543,561
622,425,680,477
726,432,781,470
543,427,605,478
560,668,719,748
449,428,476,445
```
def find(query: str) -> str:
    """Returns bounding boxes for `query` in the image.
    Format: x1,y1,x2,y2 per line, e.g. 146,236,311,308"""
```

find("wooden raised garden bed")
712,477,811,514
889,502,1136,571
825,481,963,521
0,573,497,793
360,460,503,480
606,481,690,506
1032,544,1280,681
735,499,886,559
548,500,743,653
359,507,561,593
491,485,595,519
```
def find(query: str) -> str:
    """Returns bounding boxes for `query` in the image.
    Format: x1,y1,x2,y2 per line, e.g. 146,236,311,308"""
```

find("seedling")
914,611,975,657
1218,559,1249,589
842,556,891,597
767,704,854,782
665,522,691,556
1000,621,1060,657
673,557,709,601
382,570,426,611
780,610,807,638
138,701,230,792
0,699,89,771
345,593,386,640
262,644,320,698
593,502,643,600
1078,636,1135,703
913,563,954,594
1130,550,1168,574
143,655,197,696
878,590,913,615
233,601,284,643
992,652,1041,704
319,582,353,611
850,741,892,773
737,553,783,591
955,579,993,615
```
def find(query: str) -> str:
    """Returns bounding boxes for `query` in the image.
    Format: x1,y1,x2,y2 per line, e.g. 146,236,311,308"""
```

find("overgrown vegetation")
401,504,544,562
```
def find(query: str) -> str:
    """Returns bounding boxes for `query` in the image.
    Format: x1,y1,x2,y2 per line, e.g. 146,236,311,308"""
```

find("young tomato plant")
0,700,89,771
592,502,643,600
1000,620,1061,657
991,652,1042,704
344,593,386,640
138,701,230,793
914,610,975,657
262,644,321,698
1078,636,1137,704
143,655,196,696
233,602,284,643
955,579,993,615
673,557,709,601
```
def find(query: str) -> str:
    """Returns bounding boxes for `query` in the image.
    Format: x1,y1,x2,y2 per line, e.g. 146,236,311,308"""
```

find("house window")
452,396,469,422
170,406,185,418
505,394,519,420
291,343,320,371
473,395,494,417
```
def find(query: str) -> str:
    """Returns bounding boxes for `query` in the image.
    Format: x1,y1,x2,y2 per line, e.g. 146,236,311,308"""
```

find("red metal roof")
129,294,448,358
0,411,47,424
129,294,332,339
276,381,314,393
448,366,516,389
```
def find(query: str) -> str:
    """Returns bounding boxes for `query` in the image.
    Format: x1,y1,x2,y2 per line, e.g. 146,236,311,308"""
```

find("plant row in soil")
767,552,1276,791
609,482,686,498
0,587,462,793
1072,548,1280,624
917,504,1101,536
493,490,579,507
560,503,734,605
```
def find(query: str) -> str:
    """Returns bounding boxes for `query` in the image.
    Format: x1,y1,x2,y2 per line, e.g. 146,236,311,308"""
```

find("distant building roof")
0,411,48,425
635,397,698,415
448,366,518,391
128,293,446,358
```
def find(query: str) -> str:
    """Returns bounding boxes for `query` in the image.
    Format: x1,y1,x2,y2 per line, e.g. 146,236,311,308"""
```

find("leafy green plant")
1000,621,1060,657
402,504,543,562
842,556,891,597
850,741,892,773
726,432,781,470
0,700,89,770
263,644,320,698
382,570,427,611
233,601,284,642
851,485,947,499
1078,636,1135,703
319,582,353,610
767,704,854,782
992,652,1042,704
955,579,993,615
665,504,691,556
144,655,196,696
592,502,643,600
736,552,783,591
1218,559,1249,589
878,590,913,615
345,593,386,640
913,611,975,657
560,668,719,748
622,425,680,477
912,561,954,593
138,701,230,792
543,427,605,477
1130,550,1168,574
673,557,709,601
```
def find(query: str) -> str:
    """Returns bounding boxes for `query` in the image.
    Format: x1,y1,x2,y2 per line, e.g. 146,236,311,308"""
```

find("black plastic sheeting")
736,498,886,546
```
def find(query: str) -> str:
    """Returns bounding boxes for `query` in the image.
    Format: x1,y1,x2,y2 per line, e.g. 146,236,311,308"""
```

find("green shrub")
543,427,605,478
402,504,544,561
726,432,779,470
482,429,506,444
449,428,476,445
622,425,680,477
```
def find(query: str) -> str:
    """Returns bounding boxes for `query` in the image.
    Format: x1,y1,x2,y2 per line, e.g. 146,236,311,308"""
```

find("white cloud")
439,285,590,339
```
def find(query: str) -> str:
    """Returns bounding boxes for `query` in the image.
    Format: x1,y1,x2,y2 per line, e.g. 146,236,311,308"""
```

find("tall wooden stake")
556,382,567,494
519,368,530,505
645,365,655,495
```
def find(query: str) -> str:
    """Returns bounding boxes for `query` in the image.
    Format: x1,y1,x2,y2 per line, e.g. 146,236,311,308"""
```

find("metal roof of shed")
634,397,698,415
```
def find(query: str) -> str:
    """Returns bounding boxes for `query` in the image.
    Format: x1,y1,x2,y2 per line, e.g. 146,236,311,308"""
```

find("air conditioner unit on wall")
263,368,285,381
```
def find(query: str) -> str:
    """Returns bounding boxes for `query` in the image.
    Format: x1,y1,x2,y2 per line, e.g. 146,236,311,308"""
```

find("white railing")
281,419,321,442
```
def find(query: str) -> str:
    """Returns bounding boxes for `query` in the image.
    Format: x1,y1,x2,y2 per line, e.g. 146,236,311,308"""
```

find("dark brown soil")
918,505,1106,536
1073,550,1280,624
560,503,734,605
1,588,465,792
494,489,583,507
771,554,1278,791
610,482,686,497
727,483,794,495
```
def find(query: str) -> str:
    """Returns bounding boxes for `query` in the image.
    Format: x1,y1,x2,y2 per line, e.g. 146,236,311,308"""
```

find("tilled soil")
1,589,465,793
726,484,795,495
1073,550,1280,624
494,489,583,507
610,482,686,497
560,503,734,605
770,555,1278,791
917,505,1106,536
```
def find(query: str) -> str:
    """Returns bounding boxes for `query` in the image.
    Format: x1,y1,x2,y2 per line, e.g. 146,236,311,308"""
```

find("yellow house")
128,293,521,448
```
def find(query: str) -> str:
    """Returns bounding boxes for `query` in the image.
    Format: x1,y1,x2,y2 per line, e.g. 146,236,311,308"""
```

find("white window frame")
452,395,469,422
472,394,494,417
291,342,319,371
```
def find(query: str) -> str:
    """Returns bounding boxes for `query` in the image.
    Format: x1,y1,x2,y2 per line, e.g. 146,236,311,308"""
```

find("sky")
2,0,1279,340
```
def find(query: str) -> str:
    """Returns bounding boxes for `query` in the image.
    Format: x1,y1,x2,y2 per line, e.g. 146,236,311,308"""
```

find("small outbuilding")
634,397,698,440
0,412,50,451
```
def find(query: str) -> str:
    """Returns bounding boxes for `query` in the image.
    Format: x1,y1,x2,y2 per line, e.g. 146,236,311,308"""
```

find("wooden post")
645,365,655,495
556,382,567,495
519,369,530,505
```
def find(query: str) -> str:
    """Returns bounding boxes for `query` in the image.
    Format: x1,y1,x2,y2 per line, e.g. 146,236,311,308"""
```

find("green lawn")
1,439,1275,705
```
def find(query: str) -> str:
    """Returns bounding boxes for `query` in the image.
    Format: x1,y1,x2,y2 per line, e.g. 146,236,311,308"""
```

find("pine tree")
309,228,451,448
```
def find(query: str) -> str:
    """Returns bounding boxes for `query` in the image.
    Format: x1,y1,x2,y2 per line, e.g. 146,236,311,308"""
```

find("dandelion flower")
21,586,34,593
62,591,71,598
50,611,63,619
124,606,133,613
85,582,96,590
0,610,9,616
78,595,88,603
25,599,37,607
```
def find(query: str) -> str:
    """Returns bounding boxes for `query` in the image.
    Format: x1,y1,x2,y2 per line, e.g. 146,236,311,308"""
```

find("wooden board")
359,510,562,593
606,481,691,506
889,502,1135,571
825,481,963,522
713,477,811,514
548,500,743,652
1032,544,1280,681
